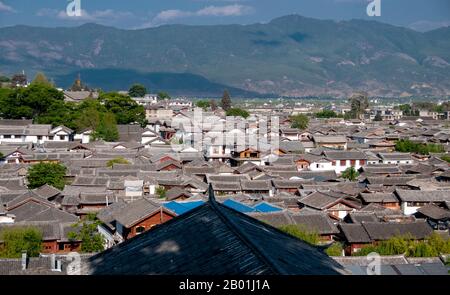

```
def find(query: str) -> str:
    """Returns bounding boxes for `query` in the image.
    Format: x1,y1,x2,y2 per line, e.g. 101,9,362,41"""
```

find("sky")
0,0,449,32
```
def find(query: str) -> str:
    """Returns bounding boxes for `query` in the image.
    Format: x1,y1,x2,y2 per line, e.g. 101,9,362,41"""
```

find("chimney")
21,251,27,271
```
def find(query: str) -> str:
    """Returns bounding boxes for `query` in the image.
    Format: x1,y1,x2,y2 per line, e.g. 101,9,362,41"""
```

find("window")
350,160,356,166
332,161,336,166
340,160,346,166
316,164,319,168
4,135,11,139
58,243,64,251
49,136,54,140
37,136,43,140
135,226,146,234
59,135,65,140
360,160,366,165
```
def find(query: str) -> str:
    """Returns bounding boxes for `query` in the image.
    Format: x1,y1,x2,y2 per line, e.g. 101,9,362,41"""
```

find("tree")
27,162,67,190
99,92,147,126
221,89,232,111
395,139,444,155
156,186,167,199
349,92,369,119
226,107,250,118
107,157,131,167
128,84,147,98
325,243,343,256
315,110,338,118
374,113,382,121
290,114,309,129
278,224,319,245
210,99,218,111
341,167,359,181
0,83,64,119
0,227,43,258
196,100,210,111
31,72,52,87
68,213,104,253
157,92,170,100
93,112,119,142
0,75,10,82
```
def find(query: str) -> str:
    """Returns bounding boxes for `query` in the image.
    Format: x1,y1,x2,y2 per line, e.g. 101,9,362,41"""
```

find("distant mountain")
55,69,262,97
1,15,449,97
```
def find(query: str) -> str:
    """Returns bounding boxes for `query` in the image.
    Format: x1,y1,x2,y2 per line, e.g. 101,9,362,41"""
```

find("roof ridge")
207,185,284,275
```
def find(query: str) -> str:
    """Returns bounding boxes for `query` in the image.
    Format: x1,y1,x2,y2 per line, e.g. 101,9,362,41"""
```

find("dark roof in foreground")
82,187,347,275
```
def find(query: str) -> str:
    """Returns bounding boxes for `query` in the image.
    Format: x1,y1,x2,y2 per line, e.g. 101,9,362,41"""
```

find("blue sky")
0,0,449,32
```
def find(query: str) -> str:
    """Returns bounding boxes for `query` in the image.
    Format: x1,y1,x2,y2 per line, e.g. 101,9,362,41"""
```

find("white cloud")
0,1,15,13
147,4,253,27
197,5,253,16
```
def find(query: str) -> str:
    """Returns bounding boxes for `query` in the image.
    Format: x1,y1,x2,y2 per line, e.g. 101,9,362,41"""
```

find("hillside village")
0,77,449,275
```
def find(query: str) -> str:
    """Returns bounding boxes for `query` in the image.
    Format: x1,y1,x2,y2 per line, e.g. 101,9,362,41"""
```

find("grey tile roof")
114,198,171,228
416,204,450,220
339,224,372,243
395,189,450,202
359,192,399,203
362,221,433,241
83,189,347,275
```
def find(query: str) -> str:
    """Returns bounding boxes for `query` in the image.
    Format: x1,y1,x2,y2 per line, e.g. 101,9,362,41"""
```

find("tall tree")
99,92,147,126
349,92,369,119
221,90,232,111
128,84,147,97
68,213,104,253
210,99,217,111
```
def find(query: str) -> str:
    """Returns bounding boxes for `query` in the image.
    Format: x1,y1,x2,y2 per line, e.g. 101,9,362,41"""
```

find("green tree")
0,83,64,119
0,227,43,258
156,186,167,199
325,242,343,256
68,213,104,253
278,224,319,245
196,100,210,110
128,84,147,97
315,110,338,118
157,92,171,100
441,155,450,163
226,107,250,118
99,92,147,126
290,114,309,129
221,89,232,111
341,167,359,181
0,75,10,83
93,112,119,142
395,139,444,155
107,157,131,167
27,162,67,190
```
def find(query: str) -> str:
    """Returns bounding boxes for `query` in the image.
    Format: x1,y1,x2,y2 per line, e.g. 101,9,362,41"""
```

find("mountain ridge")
0,14,449,97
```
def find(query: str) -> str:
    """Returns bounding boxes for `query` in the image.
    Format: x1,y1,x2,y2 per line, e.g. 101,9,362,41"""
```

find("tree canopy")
0,227,43,258
395,139,444,155
128,84,147,97
107,157,131,167
290,114,309,129
226,107,250,118
68,213,104,253
315,110,339,118
99,92,147,126
32,72,52,87
195,100,210,111
341,167,359,181
27,162,67,190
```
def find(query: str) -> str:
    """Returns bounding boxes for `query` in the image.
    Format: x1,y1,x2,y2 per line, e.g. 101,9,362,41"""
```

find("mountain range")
0,15,449,97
